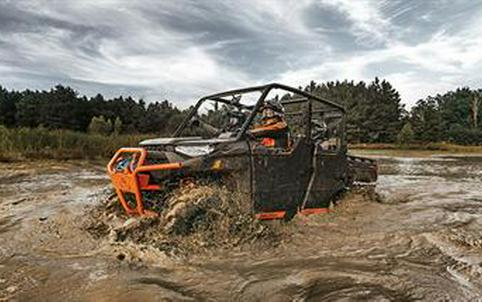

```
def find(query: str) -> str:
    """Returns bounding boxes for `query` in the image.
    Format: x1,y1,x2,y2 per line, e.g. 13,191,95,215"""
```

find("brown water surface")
0,156,481,301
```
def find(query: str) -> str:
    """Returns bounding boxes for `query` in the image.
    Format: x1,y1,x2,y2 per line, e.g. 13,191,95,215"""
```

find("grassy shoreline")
0,126,153,162
350,143,482,157
2,127,482,162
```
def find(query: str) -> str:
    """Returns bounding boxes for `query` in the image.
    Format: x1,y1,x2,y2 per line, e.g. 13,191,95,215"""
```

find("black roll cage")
173,83,346,145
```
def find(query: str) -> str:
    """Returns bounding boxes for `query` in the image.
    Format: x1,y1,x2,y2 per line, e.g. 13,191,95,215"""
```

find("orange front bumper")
107,148,182,216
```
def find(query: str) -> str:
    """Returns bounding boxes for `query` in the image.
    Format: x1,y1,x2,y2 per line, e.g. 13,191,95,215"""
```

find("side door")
301,109,347,211
249,93,313,219
250,137,312,218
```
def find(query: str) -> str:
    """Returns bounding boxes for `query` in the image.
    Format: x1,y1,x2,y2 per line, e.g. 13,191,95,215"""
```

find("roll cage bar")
173,83,346,142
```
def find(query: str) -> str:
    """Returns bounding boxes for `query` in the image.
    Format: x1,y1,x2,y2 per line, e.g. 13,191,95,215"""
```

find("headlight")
174,145,214,157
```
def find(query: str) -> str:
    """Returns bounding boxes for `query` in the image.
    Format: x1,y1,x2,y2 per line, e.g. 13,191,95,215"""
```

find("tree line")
302,79,481,145
0,85,185,135
1,79,481,145
410,87,481,145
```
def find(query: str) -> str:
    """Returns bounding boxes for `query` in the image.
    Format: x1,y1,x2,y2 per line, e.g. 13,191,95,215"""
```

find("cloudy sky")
1,0,482,107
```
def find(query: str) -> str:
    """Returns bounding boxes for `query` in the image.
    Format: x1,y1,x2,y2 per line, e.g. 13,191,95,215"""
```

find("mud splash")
84,184,281,258
1,155,482,301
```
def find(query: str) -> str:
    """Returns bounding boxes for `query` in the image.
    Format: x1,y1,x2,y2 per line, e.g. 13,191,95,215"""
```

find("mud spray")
84,184,282,259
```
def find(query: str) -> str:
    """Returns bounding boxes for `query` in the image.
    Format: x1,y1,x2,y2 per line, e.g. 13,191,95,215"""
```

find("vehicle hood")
139,136,234,147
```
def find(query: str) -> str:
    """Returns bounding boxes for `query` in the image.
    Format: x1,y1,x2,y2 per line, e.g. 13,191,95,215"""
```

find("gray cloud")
0,0,481,107
378,0,482,45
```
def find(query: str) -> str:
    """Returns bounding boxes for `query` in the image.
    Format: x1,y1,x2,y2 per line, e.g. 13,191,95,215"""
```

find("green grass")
0,126,153,161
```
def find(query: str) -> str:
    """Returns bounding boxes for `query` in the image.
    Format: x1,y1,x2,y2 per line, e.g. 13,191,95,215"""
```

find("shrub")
88,116,112,135
396,123,415,146
447,127,482,145
113,117,122,135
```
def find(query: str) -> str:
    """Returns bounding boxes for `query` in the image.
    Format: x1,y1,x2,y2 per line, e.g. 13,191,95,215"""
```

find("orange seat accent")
261,137,275,147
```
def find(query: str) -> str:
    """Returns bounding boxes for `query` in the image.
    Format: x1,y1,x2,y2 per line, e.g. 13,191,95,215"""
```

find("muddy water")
1,156,481,301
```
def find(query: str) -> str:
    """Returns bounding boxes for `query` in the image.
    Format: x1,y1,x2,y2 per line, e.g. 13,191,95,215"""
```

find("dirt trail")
1,156,482,301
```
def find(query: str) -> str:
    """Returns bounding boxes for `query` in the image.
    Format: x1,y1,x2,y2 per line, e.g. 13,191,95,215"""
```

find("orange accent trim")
250,120,287,133
106,147,183,216
261,137,275,147
110,173,140,193
107,148,147,174
142,185,162,191
255,211,286,220
299,208,329,215
137,174,150,188
136,162,182,172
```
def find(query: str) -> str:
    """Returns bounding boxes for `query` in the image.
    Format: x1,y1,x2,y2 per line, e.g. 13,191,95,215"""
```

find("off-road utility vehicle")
107,83,377,219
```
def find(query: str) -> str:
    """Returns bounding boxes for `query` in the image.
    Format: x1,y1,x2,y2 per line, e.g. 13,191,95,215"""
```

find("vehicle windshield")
176,90,262,139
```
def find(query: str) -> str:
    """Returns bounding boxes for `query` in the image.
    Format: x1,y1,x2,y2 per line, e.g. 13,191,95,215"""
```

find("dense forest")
0,85,185,135
1,78,481,145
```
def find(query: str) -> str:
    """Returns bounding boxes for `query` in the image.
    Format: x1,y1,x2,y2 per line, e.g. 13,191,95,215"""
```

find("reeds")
0,126,152,161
